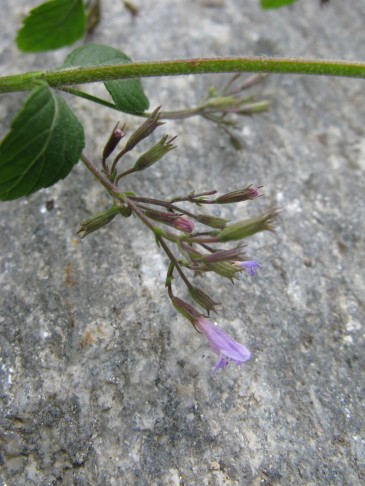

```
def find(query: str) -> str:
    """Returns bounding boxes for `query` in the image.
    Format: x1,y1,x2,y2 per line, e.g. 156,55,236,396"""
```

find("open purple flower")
194,317,251,376
239,260,260,276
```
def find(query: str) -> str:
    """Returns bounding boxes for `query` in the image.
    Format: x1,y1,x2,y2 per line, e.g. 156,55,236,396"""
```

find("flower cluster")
79,110,278,376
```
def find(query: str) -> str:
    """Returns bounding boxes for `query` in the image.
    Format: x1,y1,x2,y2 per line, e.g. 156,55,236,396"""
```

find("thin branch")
57,86,118,110
80,153,118,194
158,238,192,289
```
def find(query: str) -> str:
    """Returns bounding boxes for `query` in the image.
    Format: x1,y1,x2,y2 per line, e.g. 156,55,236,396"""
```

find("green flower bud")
238,100,271,115
195,214,229,229
77,206,120,238
205,96,236,110
215,185,260,204
124,106,164,153
197,246,245,264
133,135,176,171
172,296,202,323
218,209,278,242
144,209,179,225
204,261,238,280
188,286,220,314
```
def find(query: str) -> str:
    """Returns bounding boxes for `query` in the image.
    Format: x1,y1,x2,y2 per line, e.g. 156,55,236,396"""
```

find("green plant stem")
80,153,118,194
130,196,198,220
150,107,202,120
58,87,206,120
124,196,192,288
170,191,217,204
58,86,267,121
1,56,365,93
115,167,136,183
124,195,158,233
58,86,118,110
165,261,175,299
188,236,219,244
158,237,192,289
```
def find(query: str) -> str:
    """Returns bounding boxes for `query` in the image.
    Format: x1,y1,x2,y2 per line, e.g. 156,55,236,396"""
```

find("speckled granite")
1,1,365,484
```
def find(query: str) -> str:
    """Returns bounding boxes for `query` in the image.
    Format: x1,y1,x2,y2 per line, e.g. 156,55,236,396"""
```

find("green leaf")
0,84,84,201
16,0,86,52
61,44,150,114
260,0,297,8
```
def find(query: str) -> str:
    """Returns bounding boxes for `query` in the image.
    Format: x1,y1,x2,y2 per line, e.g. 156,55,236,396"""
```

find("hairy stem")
1,57,365,93
158,238,192,289
130,196,199,220
80,153,118,194
124,195,159,233
57,86,118,110
124,196,192,289
58,86,204,120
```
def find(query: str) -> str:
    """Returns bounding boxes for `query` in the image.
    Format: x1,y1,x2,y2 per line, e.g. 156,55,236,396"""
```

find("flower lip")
194,317,251,376
238,260,260,276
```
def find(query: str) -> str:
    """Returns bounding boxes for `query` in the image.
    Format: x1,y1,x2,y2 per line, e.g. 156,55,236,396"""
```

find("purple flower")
239,260,260,276
246,186,260,199
194,317,251,376
172,216,195,233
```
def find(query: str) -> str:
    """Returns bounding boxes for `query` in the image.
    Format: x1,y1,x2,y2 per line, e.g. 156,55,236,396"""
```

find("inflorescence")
79,108,278,376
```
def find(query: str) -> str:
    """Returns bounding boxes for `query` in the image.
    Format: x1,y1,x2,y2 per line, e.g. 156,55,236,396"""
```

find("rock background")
1,0,365,484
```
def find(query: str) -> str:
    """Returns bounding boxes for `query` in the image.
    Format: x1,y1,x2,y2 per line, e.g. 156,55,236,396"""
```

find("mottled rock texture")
1,1,364,484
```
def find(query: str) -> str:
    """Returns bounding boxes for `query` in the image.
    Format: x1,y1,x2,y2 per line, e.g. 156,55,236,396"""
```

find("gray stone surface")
1,0,365,484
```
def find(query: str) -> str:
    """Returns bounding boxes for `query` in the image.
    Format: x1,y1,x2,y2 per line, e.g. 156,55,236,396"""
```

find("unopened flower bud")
238,100,271,115
145,209,179,225
172,296,202,323
124,106,164,153
144,210,194,233
133,135,176,171
204,261,238,280
205,95,236,110
195,214,229,229
188,286,219,314
218,208,278,242
103,123,124,160
198,246,245,264
172,216,194,233
215,185,260,204
77,206,120,238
